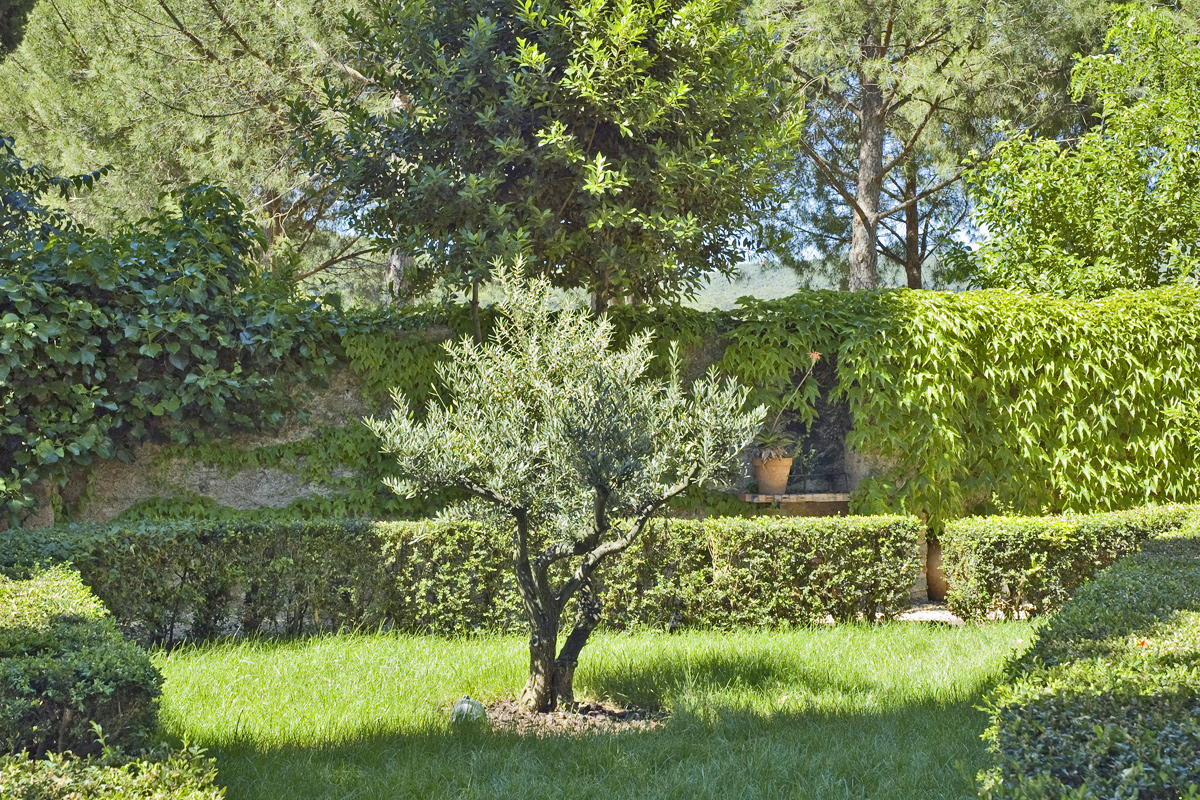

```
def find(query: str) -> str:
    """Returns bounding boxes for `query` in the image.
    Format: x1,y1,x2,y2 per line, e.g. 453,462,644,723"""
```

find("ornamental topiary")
0,565,161,756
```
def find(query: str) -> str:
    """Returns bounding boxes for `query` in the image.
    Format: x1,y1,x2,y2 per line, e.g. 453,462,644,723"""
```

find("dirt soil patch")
486,698,668,736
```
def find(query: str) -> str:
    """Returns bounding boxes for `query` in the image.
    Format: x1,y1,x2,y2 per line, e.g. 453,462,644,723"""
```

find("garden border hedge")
1,515,922,643
978,515,1200,798
940,504,1195,620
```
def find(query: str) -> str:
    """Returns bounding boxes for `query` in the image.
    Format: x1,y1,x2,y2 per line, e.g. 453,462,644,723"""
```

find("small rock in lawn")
449,696,487,724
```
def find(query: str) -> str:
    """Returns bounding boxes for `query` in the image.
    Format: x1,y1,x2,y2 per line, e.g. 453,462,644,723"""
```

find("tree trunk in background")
384,251,415,305
591,266,610,315
848,24,884,291
904,163,923,289
260,188,286,274
471,281,483,344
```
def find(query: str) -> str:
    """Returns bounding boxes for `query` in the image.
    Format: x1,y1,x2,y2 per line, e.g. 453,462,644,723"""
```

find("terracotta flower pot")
752,456,793,495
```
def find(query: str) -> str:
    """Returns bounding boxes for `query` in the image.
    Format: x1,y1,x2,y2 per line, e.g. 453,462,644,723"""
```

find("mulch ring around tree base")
486,698,668,736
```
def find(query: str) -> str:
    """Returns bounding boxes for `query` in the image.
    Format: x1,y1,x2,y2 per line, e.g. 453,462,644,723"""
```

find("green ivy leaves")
0,185,344,523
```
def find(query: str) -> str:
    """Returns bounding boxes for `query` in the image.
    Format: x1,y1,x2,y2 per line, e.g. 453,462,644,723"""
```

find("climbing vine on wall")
0,181,347,524
8,182,1199,531
114,286,1200,526
720,287,1200,524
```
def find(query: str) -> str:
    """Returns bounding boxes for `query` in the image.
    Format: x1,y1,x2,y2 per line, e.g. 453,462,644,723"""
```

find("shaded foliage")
296,0,796,310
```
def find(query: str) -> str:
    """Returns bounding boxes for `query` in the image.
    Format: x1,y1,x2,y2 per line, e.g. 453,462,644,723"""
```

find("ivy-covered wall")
717,286,1200,524
10,273,1200,528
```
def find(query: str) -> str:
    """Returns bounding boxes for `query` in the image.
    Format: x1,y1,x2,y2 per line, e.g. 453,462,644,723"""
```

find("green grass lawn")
156,624,1031,800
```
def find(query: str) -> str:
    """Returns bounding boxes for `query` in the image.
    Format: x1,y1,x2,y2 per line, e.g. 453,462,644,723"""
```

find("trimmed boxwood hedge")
940,504,1195,620
978,520,1200,799
0,566,161,757
0,515,922,643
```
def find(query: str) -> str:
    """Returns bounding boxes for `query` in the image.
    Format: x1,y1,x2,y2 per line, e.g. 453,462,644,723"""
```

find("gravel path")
898,601,965,625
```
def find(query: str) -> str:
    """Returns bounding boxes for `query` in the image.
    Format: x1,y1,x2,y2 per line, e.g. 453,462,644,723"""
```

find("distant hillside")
684,262,803,310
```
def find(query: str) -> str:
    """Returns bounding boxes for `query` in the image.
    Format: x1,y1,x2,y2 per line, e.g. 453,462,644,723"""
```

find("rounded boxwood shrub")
0,566,161,757
979,525,1200,798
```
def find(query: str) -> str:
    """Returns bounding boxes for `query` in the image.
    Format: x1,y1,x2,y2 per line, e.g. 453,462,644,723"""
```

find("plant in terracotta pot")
750,350,820,495
751,418,797,495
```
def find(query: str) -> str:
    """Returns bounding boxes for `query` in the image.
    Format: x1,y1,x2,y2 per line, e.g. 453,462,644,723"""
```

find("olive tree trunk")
508,478,694,713
517,581,604,711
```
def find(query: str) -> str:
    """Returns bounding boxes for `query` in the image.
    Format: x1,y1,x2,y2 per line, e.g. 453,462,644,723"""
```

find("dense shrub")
0,566,160,756
605,516,922,627
978,522,1200,799
940,505,1195,620
0,169,344,524
0,746,222,799
0,515,922,643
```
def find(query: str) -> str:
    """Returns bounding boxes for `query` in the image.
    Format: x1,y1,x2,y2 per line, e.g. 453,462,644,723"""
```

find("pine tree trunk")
904,164,923,290
849,25,884,292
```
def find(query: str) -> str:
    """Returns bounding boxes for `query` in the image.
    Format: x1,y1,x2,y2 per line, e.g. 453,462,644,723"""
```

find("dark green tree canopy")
0,0,35,58
296,0,797,311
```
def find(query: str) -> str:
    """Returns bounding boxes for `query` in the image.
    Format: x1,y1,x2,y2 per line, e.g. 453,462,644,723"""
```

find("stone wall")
22,370,372,527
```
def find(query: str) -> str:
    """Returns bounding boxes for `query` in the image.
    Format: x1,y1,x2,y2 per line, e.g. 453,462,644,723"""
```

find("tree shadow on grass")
185,651,1008,800
580,646,911,710
203,702,991,800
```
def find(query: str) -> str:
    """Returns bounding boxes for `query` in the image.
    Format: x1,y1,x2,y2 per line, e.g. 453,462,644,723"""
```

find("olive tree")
368,270,763,712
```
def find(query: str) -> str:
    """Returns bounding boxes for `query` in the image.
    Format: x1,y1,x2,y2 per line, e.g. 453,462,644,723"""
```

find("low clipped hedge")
605,516,921,628
0,515,922,643
0,746,223,799
978,521,1200,799
0,566,161,757
940,505,1195,620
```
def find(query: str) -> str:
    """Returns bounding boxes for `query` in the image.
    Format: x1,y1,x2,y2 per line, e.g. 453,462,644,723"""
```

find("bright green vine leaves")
7,174,1199,531
721,287,1200,525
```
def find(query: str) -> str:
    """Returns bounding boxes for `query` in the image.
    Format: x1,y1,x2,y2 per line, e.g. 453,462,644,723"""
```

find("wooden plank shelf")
738,493,851,504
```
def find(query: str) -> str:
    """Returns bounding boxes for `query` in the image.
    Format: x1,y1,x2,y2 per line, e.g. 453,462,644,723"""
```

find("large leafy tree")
369,270,762,712
754,0,1112,289
0,0,373,279
296,0,796,324
956,5,1200,299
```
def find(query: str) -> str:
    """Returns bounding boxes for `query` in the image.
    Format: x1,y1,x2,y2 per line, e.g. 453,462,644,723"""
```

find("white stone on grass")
450,696,487,725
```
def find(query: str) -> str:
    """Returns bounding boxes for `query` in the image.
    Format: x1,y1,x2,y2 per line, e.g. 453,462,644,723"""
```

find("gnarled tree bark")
502,470,696,712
